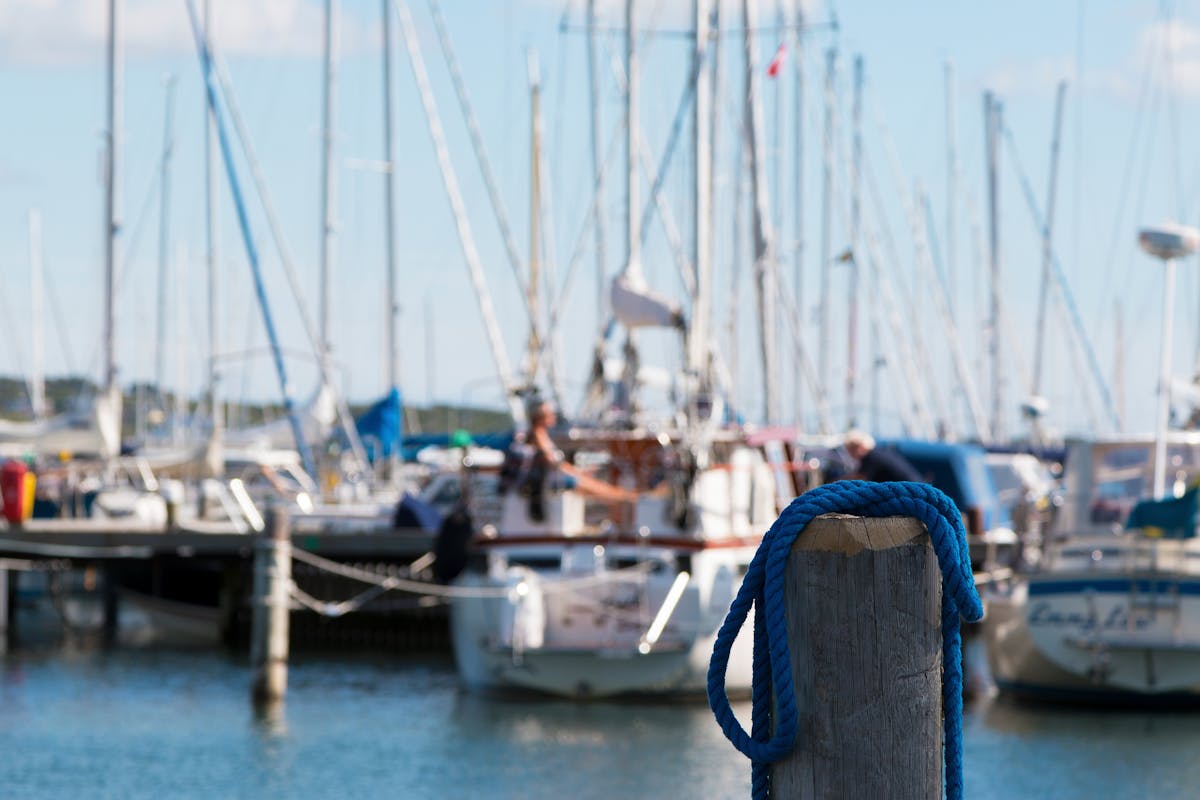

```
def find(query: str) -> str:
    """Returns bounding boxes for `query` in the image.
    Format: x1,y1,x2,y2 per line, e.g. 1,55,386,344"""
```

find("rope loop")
706,480,984,800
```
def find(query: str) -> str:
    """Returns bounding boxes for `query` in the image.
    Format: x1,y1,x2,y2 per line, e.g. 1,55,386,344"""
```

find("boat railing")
1040,530,1200,576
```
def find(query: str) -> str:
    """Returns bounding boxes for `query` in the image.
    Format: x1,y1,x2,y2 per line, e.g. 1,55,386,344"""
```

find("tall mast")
984,91,1004,441
204,0,222,473
1032,81,1067,424
155,75,177,419
527,50,543,384
709,0,720,272
320,0,338,361
625,0,639,277
587,0,608,324
945,60,957,322
29,210,45,421
744,0,779,424
688,0,712,389
103,0,121,399
818,47,836,402
617,0,641,417
382,0,399,392
1114,299,1125,432
393,0,523,424
792,0,805,422
847,55,862,428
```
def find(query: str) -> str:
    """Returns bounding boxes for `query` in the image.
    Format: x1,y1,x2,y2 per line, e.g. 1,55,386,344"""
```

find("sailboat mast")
382,0,399,392
1115,299,1125,432
155,75,177,418
320,0,338,360
103,0,121,398
985,91,1004,441
527,50,543,385
818,47,836,402
688,0,711,386
29,210,45,421
847,55,862,428
587,0,607,324
204,0,222,469
1032,81,1067,410
744,0,779,425
392,0,523,424
626,0,639,275
945,60,957,322
792,0,804,421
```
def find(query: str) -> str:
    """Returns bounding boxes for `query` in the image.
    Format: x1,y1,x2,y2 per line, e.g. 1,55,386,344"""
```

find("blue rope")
707,480,984,800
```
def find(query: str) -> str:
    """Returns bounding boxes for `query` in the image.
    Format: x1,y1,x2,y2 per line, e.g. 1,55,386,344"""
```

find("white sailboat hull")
450,551,756,698
450,443,779,699
985,537,1200,702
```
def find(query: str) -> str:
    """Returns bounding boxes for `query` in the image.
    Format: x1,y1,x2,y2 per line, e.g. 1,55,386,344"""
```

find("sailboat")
447,0,797,698
983,225,1200,703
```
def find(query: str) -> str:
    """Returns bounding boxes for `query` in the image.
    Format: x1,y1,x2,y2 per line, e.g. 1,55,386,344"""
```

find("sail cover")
610,269,684,330
355,387,402,462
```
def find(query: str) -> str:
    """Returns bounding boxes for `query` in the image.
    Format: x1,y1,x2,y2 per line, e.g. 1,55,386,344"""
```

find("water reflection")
252,697,288,738
446,690,751,798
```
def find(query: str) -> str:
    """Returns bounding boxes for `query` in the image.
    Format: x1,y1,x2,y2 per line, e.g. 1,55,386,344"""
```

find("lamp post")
1138,223,1200,498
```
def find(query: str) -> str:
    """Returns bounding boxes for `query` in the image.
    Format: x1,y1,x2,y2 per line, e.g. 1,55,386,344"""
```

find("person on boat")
843,430,923,484
528,400,638,504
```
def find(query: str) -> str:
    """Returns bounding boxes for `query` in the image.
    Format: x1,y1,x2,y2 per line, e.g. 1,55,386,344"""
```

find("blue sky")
0,0,1197,440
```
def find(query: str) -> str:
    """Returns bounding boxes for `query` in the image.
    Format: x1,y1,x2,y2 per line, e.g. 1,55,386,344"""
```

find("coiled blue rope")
707,480,984,800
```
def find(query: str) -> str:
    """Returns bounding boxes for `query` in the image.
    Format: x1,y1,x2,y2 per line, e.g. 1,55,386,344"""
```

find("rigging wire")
1093,8,1164,324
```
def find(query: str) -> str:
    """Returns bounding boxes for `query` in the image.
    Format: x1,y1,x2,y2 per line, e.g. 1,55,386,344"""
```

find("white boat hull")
450,564,754,698
986,564,1200,701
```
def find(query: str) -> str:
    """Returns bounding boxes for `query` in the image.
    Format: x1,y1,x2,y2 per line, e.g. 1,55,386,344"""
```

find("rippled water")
1,640,1197,799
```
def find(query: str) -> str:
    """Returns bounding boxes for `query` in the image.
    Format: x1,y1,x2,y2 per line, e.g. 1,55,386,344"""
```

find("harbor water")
1,640,1198,799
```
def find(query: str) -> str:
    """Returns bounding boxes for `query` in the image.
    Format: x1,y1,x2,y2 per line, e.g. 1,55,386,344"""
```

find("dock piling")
251,507,291,706
101,566,119,644
774,513,942,799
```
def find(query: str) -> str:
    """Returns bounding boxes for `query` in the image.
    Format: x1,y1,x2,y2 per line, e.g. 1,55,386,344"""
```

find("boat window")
609,557,667,573
508,557,561,571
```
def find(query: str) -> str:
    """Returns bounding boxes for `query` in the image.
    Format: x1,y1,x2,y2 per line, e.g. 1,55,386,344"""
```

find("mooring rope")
288,545,657,605
706,480,984,800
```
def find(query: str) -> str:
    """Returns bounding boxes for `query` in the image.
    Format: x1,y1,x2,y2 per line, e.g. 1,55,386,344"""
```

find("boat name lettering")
1027,602,1152,631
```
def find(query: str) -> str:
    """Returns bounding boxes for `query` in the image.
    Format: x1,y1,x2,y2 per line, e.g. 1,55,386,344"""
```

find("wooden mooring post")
251,507,291,706
774,513,942,799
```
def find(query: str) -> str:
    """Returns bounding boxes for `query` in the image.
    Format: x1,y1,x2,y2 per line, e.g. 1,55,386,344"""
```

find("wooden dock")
0,518,433,560
0,518,444,652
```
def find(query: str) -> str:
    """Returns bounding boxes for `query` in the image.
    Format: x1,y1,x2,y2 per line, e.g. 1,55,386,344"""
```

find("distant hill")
0,375,510,434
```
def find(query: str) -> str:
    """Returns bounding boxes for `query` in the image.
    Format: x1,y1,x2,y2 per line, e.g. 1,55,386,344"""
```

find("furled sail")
610,264,684,330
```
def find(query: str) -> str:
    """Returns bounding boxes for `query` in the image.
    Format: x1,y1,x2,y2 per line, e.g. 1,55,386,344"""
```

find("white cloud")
0,0,372,66
1136,19,1200,97
982,18,1200,101
983,55,1075,97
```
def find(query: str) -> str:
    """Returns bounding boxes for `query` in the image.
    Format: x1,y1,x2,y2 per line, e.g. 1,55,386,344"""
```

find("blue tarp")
400,430,515,463
1126,488,1199,539
355,387,402,462
879,439,1013,531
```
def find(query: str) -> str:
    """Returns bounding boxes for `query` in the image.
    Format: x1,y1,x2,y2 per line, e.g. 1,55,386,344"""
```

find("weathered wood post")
774,513,942,799
251,507,291,706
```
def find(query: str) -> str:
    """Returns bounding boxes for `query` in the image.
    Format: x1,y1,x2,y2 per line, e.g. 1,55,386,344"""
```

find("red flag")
766,43,787,78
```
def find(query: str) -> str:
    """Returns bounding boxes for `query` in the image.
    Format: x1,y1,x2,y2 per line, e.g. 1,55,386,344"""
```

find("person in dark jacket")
843,430,923,483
